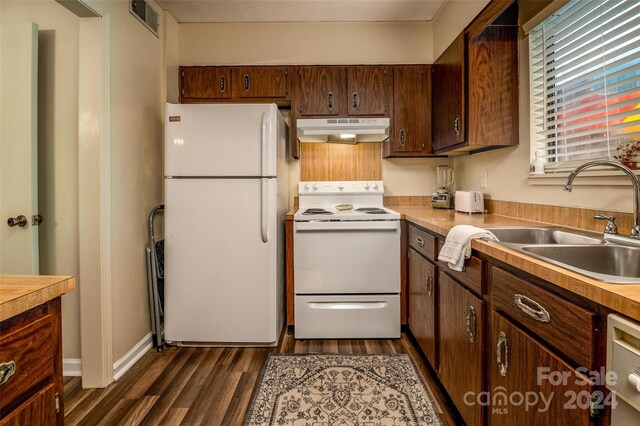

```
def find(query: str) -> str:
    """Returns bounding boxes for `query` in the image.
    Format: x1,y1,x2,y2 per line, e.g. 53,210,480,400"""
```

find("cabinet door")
439,272,484,426
489,312,592,426
432,33,465,152
232,66,289,99
180,66,231,100
347,66,389,116
298,66,346,116
408,249,437,368
0,384,57,426
391,65,431,153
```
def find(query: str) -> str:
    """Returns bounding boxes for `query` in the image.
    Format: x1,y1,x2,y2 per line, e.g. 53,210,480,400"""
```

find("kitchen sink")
486,227,604,245
522,245,640,284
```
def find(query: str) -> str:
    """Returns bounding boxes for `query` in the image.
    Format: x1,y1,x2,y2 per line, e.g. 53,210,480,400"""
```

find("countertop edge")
0,276,76,322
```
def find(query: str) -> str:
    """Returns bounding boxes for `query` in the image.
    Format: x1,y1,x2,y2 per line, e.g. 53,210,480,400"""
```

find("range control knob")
364,182,370,190
372,182,379,190
304,183,310,191
312,183,319,190
338,183,344,191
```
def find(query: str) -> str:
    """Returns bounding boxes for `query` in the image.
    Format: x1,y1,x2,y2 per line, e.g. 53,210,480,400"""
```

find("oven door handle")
307,302,388,310
294,221,399,232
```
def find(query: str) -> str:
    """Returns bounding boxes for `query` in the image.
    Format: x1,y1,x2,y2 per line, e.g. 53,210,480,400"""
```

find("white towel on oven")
438,225,498,272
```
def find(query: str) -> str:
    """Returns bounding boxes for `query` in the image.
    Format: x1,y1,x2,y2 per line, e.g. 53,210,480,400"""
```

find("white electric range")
293,181,401,339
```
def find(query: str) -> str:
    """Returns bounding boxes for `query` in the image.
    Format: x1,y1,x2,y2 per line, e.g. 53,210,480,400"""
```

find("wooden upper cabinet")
231,66,289,99
389,65,431,155
489,312,593,426
180,66,231,101
432,0,518,154
439,272,484,426
432,33,466,152
346,66,389,116
297,66,347,116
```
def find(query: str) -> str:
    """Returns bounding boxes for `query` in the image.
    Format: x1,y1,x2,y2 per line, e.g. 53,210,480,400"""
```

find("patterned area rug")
245,354,443,426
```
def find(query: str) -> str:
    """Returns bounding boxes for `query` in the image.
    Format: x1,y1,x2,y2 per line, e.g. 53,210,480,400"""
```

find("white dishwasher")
607,314,640,424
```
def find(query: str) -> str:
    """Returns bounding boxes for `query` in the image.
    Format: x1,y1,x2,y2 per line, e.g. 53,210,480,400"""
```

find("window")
530,0,640,172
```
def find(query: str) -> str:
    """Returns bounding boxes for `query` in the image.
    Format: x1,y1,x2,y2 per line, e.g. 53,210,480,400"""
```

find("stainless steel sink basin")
485,227,604,245
522,245,640,284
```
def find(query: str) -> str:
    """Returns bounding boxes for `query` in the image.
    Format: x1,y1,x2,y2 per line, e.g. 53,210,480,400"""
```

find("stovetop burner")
355,207,388,214
301,208,334,215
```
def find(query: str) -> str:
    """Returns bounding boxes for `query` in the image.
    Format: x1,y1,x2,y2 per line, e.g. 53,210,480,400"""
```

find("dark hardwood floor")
64,331,460,425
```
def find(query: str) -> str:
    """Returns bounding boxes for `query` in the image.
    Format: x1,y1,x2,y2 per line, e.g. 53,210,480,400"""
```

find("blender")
431,165,455,209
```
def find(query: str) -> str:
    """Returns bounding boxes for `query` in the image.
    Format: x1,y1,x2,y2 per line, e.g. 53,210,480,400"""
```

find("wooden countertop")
391,207,640,321
0,275,76,322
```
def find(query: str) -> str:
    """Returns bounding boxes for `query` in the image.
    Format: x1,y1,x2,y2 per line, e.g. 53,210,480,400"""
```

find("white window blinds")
530,0,640,171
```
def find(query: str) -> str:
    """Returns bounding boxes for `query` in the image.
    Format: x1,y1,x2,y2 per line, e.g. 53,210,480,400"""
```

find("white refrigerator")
164,103,289,346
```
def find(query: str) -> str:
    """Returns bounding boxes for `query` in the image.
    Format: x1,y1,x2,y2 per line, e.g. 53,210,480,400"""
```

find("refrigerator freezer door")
165,103,280,177
164,178,282,344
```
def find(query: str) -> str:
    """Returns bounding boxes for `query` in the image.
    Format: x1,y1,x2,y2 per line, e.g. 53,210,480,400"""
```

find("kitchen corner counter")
392,206,640,321
0,274,75,322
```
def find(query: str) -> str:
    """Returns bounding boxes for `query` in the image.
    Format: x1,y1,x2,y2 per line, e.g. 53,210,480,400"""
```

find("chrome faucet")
563,160,640,239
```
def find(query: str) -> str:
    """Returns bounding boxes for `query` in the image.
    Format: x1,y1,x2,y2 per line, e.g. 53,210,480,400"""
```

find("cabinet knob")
426,271,433,297
466,306,476,343
415,236,424,247
454,115,461,137
0,361,16,386
497,331,509,376
243,74,250,92
400,129,406,146
219,75,226,93
513,294,551,323
352,92,360,110
327,92,334,110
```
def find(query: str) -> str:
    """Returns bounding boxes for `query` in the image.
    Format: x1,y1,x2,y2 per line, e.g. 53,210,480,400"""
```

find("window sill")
528,169,640,187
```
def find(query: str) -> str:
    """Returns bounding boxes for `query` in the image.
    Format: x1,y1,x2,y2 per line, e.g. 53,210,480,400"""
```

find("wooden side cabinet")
408,248,438,369
385,65,432,157
297,66,347,116
439,272,485,426
0,299,64,425
346,66,390,116
488,312,593,425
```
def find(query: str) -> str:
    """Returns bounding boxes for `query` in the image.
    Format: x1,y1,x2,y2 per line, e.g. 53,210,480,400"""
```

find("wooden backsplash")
300,143,382,181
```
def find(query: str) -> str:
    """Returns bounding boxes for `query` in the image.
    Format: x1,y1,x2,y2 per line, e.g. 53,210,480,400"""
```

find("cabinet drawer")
491,267,595,368
0,383,57,426
436,239,484,294
408,225,436,261
0,314,54,410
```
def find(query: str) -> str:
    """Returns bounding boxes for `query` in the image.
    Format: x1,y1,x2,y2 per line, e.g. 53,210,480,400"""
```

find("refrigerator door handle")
260,112,268,177
261,178,269,243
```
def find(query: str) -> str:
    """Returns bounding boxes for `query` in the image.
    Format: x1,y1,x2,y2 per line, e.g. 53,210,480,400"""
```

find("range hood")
297,117,390,144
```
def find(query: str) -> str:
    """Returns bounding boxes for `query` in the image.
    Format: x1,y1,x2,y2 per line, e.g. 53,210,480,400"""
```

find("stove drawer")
295,295,400,339
294,220,400,294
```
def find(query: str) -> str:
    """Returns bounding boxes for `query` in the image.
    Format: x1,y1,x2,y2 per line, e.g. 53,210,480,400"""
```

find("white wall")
1,0,82,359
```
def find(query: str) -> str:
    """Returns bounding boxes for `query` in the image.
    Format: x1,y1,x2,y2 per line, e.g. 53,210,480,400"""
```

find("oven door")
294,220,400,294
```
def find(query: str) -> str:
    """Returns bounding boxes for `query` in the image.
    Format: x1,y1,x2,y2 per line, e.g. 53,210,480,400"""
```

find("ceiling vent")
130,0,159,37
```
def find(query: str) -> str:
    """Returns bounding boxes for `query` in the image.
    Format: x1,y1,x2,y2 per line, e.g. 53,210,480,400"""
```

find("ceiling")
156,0,447,23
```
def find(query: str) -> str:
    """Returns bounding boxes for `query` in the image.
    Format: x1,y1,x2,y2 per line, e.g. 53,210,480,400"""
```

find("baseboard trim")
113,332,153,381
63,358,82,377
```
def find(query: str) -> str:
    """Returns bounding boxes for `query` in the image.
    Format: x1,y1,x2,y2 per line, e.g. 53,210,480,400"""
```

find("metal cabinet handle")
426,270,433,297
497,331,509,376
454,115,461,137
466,306,476,343
327,91,334,110
219,75,226,93
243,74,250,92
400,129,406,146
514,294,551,323
415,236,425,247
7,215,27,228
0,361,16,386
352,92,360,110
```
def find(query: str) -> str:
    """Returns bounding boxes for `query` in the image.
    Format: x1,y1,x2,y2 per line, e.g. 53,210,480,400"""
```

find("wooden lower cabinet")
439,272,485,425
408,248,437,368
489,312,592,425
0,384,57,426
